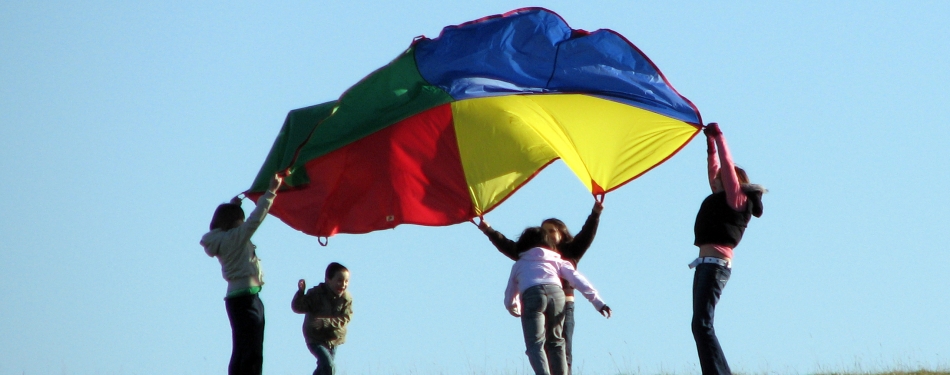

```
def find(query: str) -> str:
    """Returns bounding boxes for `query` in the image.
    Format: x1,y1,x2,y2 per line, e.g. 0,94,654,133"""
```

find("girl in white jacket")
504,226,612,375
201,174,281,375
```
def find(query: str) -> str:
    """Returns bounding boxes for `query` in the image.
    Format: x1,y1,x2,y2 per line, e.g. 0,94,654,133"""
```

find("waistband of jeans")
688,256,731,269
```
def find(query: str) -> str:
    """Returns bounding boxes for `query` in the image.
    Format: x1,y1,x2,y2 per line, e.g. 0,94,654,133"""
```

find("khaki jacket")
291,283,353,346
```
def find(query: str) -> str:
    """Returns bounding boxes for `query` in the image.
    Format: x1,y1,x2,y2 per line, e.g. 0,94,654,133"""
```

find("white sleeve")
504,263,521,313
231,190,276,246
557,261,606,311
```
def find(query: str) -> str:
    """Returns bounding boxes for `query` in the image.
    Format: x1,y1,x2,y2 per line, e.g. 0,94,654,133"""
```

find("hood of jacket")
201,229,227,257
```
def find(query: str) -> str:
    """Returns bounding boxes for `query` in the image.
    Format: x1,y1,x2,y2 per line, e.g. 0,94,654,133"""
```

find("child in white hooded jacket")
200,174,282,375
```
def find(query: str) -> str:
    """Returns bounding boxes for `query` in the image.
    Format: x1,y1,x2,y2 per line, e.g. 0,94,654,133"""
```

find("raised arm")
558,202,603,262
233,174,283,244
291,285,311,314
706,124,746,212
478,220,519,261
705,127,721,193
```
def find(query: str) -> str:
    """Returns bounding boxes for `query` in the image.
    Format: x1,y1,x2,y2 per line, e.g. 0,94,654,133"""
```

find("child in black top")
690,123,765,375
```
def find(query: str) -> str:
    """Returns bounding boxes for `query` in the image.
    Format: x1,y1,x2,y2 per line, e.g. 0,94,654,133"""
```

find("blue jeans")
563,300,575,374
691,263,732,375
521,284,567,375
307,342,336,375
225,293,265,375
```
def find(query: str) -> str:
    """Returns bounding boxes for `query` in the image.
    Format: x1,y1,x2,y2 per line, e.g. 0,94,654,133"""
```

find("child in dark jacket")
292,262,353,375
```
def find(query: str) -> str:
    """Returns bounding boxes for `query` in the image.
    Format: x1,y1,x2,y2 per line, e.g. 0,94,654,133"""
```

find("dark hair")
325,262,349,280
541,218,573,248
209,201,245,231
515,226,553,254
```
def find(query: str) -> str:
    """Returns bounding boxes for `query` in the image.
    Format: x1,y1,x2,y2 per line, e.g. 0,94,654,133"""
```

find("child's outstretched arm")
479,220,519,261
706,124,747,211
557,262,610,318
705,124,721,193
559,201,604,261
232,174,283,246
248,174,283,219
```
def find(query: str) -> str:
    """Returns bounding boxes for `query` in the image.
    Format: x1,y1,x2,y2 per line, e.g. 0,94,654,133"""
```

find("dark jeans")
307,342,337,375
691,263,732,375
521,284,567,375
563,300,575,374
225,293,265,375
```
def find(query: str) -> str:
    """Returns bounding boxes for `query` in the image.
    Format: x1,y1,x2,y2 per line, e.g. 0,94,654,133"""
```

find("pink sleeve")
706,135,720,192
557,261,607,311
714,134,747,212
504,264,521,312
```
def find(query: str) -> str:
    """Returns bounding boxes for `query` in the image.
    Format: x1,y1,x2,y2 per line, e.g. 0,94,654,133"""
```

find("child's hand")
269,174,284,192
298,279,306,292
592,201,604,214
599,305,612,319
703,122,721,137
477,219,491,233
508,306,521,318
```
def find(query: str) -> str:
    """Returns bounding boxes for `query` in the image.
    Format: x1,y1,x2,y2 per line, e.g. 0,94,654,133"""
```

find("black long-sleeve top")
482,209,601,296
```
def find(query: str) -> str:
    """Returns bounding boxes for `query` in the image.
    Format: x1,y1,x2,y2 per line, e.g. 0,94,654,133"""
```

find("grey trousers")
520,284,567,375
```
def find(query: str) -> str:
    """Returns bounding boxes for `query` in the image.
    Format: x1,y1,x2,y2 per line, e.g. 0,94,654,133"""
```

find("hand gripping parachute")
246,7,702,239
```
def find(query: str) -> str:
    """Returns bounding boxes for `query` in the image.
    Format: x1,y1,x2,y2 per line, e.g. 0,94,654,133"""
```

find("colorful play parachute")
246,7,702,238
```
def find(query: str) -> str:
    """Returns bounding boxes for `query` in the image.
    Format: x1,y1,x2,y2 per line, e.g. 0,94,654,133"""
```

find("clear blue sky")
2,1,948,374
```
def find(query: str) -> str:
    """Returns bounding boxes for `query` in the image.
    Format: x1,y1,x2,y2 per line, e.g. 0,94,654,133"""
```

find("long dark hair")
541,218,572,248
209,198,245,231
515,226,554,254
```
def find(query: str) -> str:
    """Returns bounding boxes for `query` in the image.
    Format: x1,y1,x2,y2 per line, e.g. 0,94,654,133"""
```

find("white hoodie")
200,190,276,297
504,247,606,315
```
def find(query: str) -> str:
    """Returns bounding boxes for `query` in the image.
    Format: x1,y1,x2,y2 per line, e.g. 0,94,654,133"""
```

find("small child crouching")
292,262,353,375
